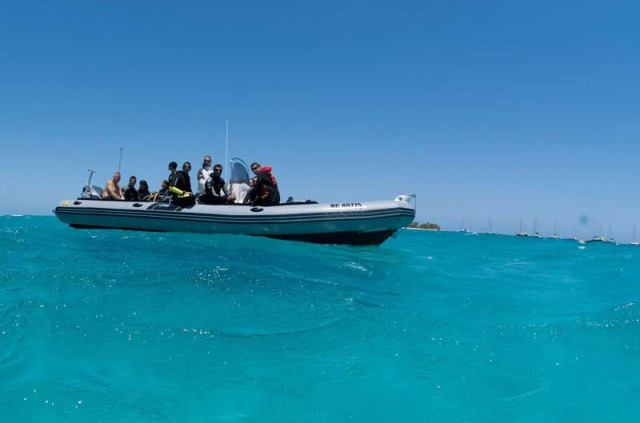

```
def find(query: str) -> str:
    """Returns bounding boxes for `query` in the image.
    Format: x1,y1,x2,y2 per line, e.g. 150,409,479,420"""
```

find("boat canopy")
229,158,251,203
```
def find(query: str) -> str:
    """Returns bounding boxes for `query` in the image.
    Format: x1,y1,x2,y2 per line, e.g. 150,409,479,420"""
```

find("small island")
407,221,441,231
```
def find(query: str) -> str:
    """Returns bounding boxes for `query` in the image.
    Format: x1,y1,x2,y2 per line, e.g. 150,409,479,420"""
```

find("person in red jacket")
249,162,280,206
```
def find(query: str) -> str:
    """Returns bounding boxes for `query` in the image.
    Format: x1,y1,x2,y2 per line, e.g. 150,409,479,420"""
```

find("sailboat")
606,223,616,244
569,223,578,241
530,219,542,238
516,218,528,237
585,223,606,243
551,221,560,239
630,225,640,246
459,215,470,233
485,216,497,234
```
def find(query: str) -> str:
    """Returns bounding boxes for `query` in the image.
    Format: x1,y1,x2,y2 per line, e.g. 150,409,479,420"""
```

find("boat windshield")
230,158,250,185
229,158,251,203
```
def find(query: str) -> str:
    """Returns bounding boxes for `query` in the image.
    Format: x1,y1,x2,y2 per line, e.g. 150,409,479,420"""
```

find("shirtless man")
102,172,124,200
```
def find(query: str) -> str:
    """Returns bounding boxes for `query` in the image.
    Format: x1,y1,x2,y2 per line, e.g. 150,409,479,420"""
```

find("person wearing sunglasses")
199,164,236,205
248,162,280,206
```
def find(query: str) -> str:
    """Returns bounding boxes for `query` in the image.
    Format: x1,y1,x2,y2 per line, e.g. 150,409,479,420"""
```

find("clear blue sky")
2,0,639,240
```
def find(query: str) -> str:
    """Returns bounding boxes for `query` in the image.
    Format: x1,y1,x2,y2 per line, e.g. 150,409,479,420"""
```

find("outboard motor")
80,169,103,200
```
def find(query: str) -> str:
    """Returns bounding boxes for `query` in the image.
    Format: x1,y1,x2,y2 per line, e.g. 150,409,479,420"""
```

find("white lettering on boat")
330,203,363,208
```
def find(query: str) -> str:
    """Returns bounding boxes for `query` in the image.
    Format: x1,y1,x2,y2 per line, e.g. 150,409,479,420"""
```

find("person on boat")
167,161,178,186
123,176,140,201
138,180,151,201
158,179,169,197
145,179,169,202
249,162,280,206
198,163,236,205
102,172,124,200
171,162,193,194
168,162,196,206
196,155,213,196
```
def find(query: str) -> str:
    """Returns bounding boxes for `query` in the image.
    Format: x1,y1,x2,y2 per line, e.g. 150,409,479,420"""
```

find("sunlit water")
1,216,639,422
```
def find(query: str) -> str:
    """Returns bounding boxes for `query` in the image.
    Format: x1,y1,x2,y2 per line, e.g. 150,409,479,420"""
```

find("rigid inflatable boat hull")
54,195,416,245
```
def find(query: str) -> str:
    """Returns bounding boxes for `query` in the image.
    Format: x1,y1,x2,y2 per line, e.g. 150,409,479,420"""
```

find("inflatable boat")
54,159,416,245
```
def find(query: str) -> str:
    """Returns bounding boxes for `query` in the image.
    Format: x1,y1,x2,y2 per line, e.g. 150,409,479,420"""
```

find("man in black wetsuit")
198,164,236,204
123,176,140,201
249,162,280,206
167,161,178,186
171,162,193,194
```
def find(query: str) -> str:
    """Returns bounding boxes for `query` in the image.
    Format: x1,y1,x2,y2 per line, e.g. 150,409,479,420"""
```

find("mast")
117,146,124,173
225,120,229,181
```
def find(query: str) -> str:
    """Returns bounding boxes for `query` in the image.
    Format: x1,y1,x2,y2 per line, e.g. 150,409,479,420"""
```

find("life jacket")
261,166,277,187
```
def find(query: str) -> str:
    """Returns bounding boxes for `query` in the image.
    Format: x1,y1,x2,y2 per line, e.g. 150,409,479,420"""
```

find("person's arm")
197,169,207,193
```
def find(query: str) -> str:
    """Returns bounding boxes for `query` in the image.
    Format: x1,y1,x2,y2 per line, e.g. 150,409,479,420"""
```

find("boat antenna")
225,120,229,181
117,146,124,173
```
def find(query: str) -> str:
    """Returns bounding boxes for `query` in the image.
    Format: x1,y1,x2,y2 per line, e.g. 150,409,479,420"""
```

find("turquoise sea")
1,216,639,422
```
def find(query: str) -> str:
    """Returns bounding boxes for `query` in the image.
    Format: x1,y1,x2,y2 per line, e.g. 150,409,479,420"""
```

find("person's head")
183,162,192,173
168,161,177,172
139,180,148,190
112,172,121,183
128,176,137,186
161,179,169,189
213,163,223,174
251,162,261,174
203,156,212,168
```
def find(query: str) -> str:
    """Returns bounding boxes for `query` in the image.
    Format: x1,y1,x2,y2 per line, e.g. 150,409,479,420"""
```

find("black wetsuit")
171,171,192,193
168,171,178,187
199,174,230,205
138,188,151,200
169,171,195,206
124,185,140,201
250,169,280,206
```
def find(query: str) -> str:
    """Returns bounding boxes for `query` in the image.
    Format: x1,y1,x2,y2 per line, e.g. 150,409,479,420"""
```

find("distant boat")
530,219,542,238
551,221,560,239
516,218,528,237
459,214,470,233
485,216,497,234
585,223,607,243
569,223,578,241
630,225,640,246
606,224,616,244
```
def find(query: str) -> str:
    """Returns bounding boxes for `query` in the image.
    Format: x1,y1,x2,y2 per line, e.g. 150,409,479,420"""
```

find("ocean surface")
1,216,640,422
